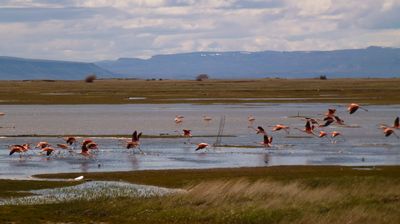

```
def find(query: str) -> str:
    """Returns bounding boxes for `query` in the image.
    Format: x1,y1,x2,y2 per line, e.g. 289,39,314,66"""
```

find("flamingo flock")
6,103,399,159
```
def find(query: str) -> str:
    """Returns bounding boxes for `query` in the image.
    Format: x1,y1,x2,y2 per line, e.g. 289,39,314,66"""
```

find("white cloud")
0,0,399,61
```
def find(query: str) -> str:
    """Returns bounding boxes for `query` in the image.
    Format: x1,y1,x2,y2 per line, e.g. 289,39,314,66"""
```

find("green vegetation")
1,166,399,223
0,78,399,104
0,179,78,198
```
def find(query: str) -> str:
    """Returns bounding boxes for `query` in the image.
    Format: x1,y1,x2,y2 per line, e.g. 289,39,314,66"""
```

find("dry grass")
0,78,399,104
2,166,400,223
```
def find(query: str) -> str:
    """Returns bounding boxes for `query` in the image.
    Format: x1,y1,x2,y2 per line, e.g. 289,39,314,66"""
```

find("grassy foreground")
1,166,400,223
0,78,399,104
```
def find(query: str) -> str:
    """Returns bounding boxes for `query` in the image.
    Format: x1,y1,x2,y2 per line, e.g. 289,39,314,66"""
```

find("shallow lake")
0,103,399,179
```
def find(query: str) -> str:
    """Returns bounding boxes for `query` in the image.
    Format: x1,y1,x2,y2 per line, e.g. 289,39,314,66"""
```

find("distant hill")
0,56,112,80
96,46,400,79
1,46,400,80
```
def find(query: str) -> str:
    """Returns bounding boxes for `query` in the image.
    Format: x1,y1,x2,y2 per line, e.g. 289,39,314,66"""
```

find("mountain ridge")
1,46,400,80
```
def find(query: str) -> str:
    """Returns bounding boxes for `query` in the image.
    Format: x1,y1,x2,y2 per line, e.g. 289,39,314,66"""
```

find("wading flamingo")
195,143,209,151
80,139,98,157
64,136,77,145
9,144,30,157
41,147,55,156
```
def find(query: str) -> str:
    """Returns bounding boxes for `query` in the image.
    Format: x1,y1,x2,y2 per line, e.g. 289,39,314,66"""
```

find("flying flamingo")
271,124,290,134
182,129,192,137
249,126,266,134
330,131,344,144
182,129,192,144
248,115,255,125
299,117,320,126
325,108,336,116
382,128,399,138
331,131,341,138
203,115,212,123
295,120,317,136
380,117,400,129
126,131,144,153
334,116,345,125
318,131,328,138
174,116,183,125
260,134,273,147
348,103,368,114
195,143,209,151
319,117,335,127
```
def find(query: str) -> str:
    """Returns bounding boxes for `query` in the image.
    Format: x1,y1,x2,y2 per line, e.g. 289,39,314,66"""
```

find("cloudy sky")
1,0,400,61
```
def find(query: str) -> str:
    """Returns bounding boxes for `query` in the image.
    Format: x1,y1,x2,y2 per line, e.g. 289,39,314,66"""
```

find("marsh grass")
2,166,400,223
0,78,399,104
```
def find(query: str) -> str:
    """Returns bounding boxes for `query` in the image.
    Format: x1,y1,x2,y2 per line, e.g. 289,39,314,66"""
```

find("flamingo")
299,117,320,126
348,103,368,114
319,131,328,138
126,131,144,153
260,134,273,147
57,144,70,149
334,116,345,125
174,116,183,125
271,124,290,134
64,136,77,145
195,143,209,151
80,139,97,157
295,120,317,136
319,117,335,127
41,147,55,156
325,108,336,116
80,143,91,157
176,115,185,119
380,117,400,129
248,115,255,125
331,131,341,138
254,126,266,134
395,117,400,129
203,115,212,123
126,131,142,148
36,142,50,149
182,129,192,137
382,128,399,138
9,144,30,157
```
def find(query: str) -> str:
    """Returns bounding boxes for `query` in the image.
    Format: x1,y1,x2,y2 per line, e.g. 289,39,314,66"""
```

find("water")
0,103,399,179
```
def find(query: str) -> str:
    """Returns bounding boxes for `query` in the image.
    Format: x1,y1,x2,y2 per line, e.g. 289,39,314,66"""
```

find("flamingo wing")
132,131,138,141
305,121,311,130
394,117,399,128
